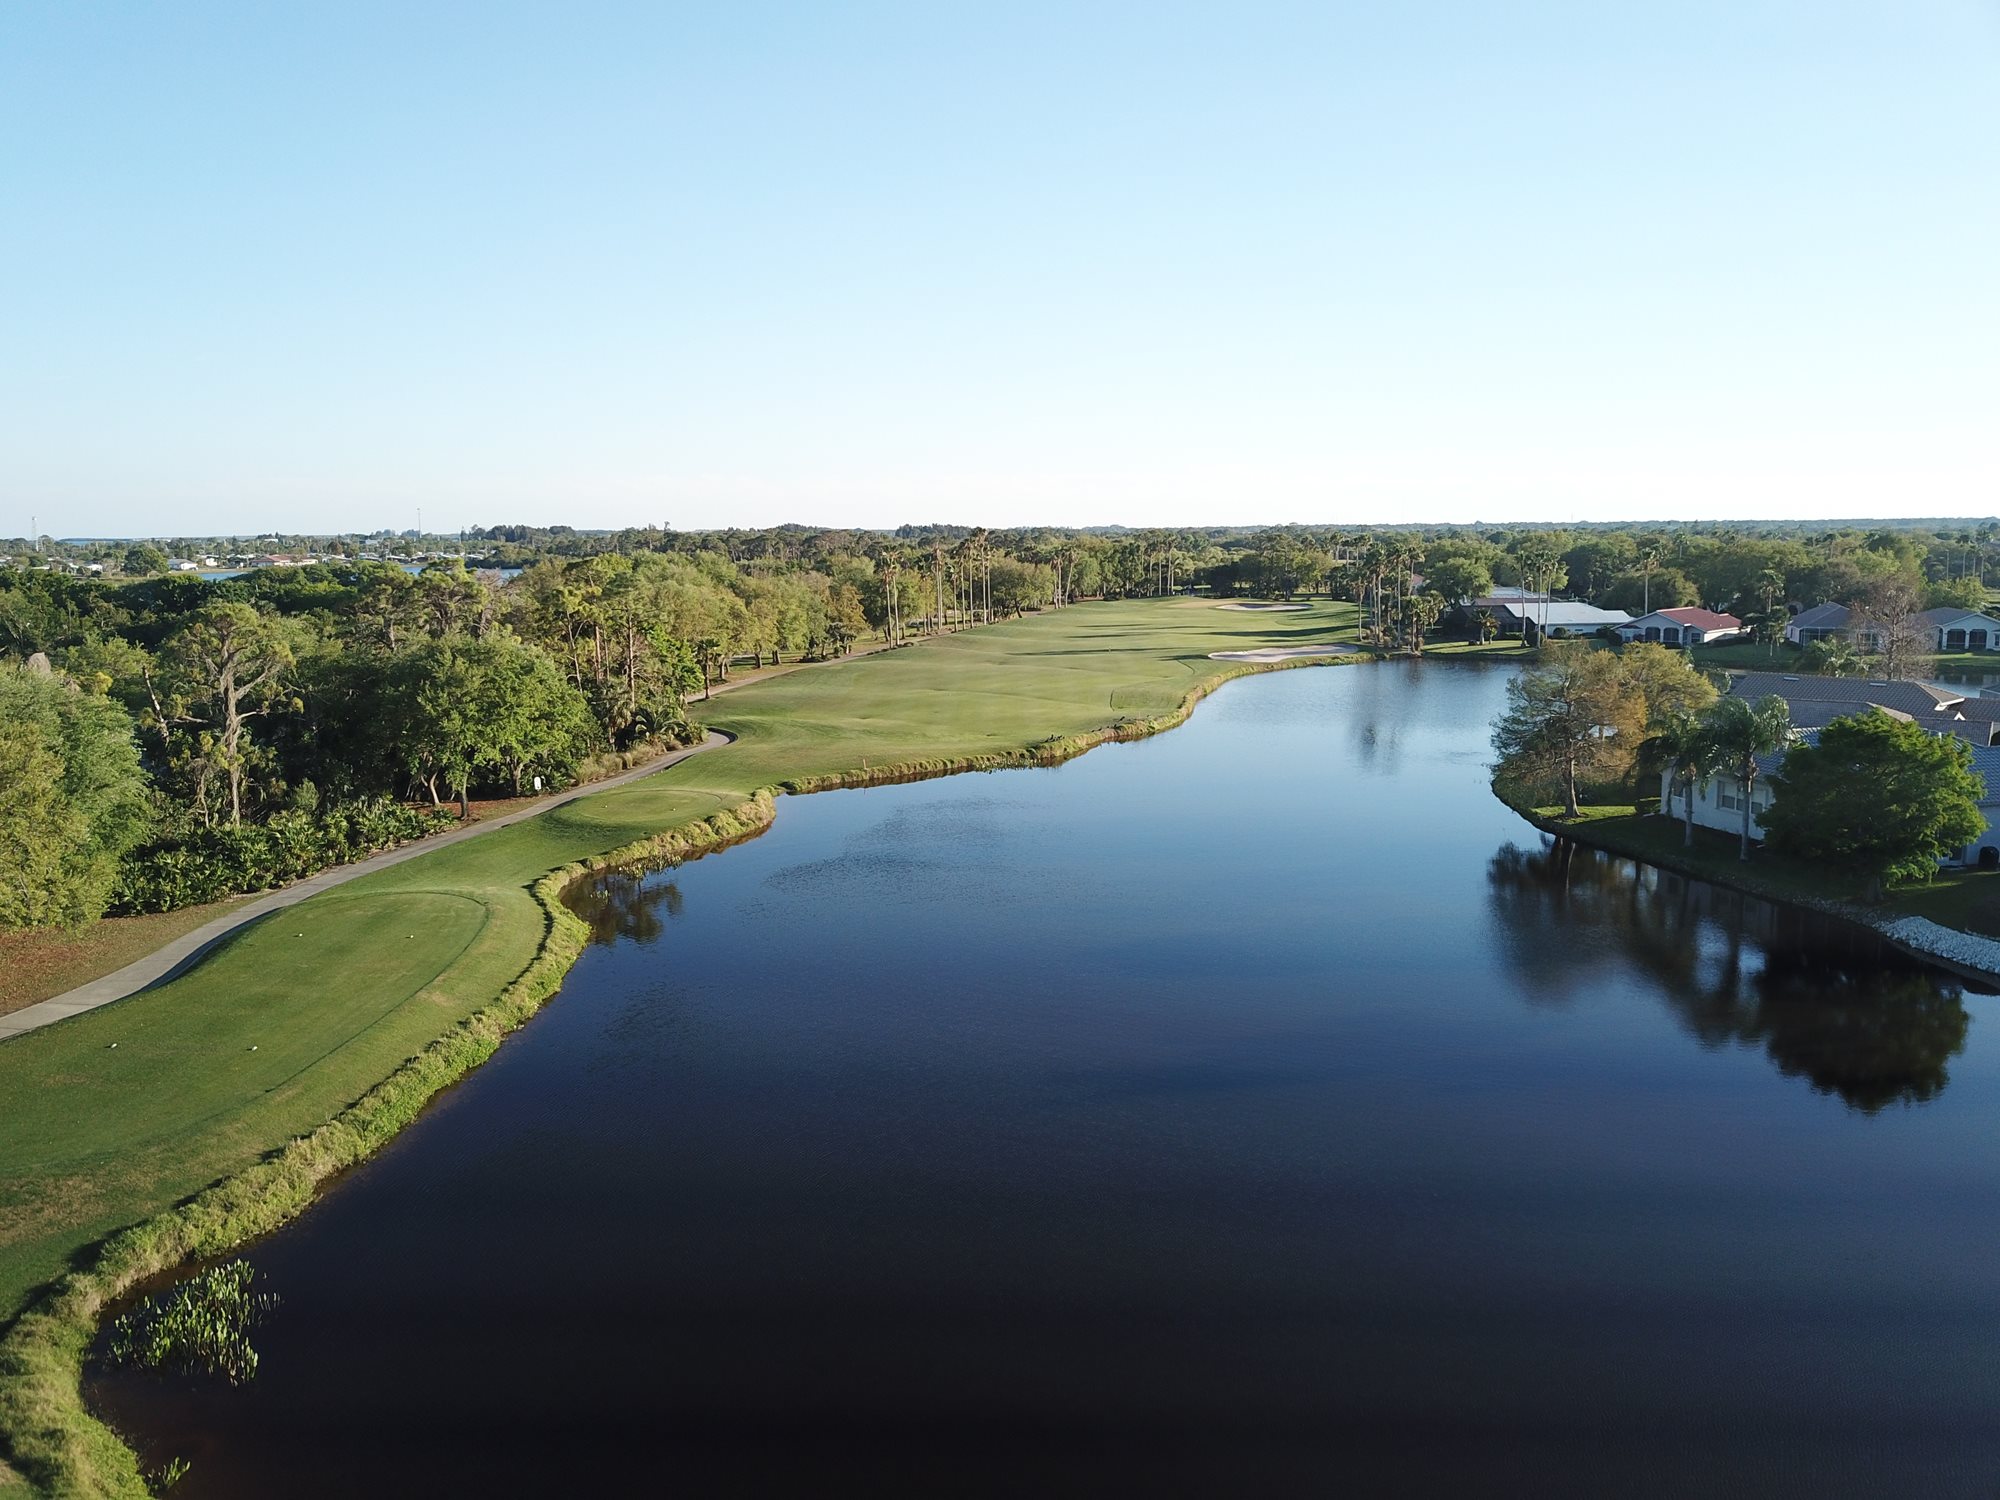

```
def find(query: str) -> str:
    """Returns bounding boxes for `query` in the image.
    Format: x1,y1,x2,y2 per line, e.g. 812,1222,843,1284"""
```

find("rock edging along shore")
1873,916,2000,978
1503,797,2000,986
0,650,1362,1500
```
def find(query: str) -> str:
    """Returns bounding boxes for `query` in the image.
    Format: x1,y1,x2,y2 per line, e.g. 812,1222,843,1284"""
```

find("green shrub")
109,798,454,914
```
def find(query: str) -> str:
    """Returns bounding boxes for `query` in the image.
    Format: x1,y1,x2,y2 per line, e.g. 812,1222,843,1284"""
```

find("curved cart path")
0,730,733,1043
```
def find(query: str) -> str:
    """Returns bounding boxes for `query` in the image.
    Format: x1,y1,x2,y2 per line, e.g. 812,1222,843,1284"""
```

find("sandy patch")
1208,644,1357,662
1214,602,1309,612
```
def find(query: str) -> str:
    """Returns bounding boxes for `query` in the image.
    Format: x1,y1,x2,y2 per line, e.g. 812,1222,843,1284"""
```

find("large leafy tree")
1761,711,1986,898
1422,552,1494,606
388,634,599,810
0,664,151,928
1617,642,1717,724
1490,641,1643,816
144,602,296,826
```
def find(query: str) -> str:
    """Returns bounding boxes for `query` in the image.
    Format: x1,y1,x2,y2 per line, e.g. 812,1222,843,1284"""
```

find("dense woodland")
3,519,1996,933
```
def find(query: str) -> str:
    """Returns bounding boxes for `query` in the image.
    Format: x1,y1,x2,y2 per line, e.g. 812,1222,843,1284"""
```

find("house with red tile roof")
1615,606,1746,646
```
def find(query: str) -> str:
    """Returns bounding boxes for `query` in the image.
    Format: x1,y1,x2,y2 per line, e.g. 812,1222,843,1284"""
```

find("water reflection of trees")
568,872,684,947
1486,839,1972,1113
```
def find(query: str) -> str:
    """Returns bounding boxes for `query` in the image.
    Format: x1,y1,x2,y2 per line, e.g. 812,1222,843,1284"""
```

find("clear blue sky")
3,2,1995,536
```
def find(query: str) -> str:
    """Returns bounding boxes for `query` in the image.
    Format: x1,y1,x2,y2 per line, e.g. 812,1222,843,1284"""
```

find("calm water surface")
93,663,2000,1497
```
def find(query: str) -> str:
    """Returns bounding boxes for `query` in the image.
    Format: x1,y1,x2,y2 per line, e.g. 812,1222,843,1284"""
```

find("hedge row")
110,800,457,914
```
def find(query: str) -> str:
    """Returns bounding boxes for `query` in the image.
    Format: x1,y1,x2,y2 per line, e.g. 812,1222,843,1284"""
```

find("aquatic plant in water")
106,1261,277,1385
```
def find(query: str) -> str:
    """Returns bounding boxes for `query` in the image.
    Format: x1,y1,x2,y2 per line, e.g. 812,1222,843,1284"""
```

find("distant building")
1477,596,1631,639
1615,607,1745,647
1470,588,1552,611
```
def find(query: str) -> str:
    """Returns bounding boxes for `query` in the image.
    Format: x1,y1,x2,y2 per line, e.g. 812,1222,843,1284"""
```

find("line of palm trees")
1652,694,1793,859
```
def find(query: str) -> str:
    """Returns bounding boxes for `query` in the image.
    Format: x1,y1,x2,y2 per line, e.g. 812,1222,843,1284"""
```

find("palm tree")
1754,567,1786,616
1638,544,1661,615
1650,709,1720,848
1703,695,1792,860
1472,607,1499,645
1358,540,1391,643
1401,591,1446,655
1802,635,1865,678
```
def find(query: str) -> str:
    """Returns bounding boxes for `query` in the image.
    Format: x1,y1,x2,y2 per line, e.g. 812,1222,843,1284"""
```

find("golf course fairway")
0,597,1358,1498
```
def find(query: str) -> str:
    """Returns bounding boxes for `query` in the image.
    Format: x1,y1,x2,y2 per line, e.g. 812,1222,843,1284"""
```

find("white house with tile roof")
1616,607,1746,646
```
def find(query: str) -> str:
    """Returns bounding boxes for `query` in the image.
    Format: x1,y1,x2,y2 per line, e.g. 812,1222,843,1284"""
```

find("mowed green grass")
0,598,1357,1324
1692,637,2000,679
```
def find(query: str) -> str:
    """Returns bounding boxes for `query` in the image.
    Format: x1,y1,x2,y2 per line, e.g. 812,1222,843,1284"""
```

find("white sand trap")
1208,644,1357,662
1215,602,1309,612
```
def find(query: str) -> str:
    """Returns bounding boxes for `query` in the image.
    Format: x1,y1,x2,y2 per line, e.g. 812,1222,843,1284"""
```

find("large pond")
92,662,2000,1497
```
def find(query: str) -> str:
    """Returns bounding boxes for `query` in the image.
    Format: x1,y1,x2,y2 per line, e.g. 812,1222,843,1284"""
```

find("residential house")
1918,607,2000,653
1784,602,1851,646
1616,607,1746,647
1782,601,1893,651
1663,672,2000,862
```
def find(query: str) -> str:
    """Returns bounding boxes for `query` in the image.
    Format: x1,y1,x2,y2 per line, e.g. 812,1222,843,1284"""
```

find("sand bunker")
1207,644,1357,662
1214,602,1309,612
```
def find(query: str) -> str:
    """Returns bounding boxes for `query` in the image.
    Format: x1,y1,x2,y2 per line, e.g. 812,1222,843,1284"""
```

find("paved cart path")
0,730,733,1043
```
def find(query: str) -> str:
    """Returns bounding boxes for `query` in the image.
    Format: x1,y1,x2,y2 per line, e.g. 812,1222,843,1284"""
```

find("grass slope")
0,598,1357,1497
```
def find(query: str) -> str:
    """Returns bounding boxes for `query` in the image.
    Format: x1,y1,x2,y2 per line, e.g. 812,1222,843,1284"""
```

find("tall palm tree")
1754,567,1786,616
1703,695,1792,860
1650,709,1721,847
1359,539,1391,643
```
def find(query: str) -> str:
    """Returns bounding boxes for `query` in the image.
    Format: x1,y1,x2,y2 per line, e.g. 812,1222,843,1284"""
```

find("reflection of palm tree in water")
568,872,686,946
1487,839,1972,1112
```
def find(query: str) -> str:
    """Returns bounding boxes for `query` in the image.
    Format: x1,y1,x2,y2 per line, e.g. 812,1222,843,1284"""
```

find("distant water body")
93,662,2000,1498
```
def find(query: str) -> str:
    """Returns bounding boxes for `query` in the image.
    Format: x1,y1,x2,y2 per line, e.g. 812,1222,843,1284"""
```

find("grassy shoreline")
0,599,1364,1498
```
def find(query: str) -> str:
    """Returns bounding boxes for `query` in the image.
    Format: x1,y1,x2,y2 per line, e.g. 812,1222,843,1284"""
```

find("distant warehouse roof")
1520,602,1634,630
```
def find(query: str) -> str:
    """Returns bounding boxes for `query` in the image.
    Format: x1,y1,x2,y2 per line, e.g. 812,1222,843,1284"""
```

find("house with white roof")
1477,595,1631,640
1616,607,1746,647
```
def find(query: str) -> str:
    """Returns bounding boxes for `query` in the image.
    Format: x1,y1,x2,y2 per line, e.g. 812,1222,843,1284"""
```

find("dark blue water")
93,663,2000,1497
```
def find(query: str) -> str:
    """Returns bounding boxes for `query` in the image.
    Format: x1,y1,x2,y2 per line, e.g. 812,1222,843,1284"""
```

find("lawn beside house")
1692,637,2000,679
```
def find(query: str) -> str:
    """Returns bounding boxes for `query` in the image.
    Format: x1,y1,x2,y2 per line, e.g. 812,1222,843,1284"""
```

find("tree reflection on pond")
568,870,684,946
1487,838,1974,1113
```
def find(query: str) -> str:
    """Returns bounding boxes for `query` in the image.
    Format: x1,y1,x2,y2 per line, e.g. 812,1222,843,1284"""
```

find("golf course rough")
0,598,1362,1499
